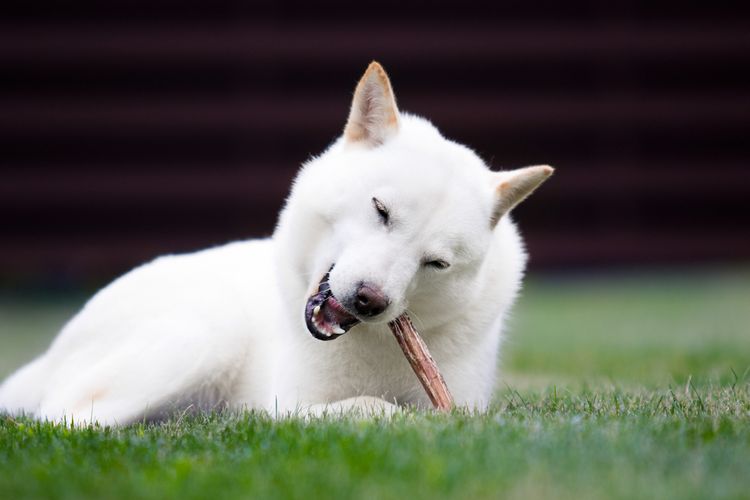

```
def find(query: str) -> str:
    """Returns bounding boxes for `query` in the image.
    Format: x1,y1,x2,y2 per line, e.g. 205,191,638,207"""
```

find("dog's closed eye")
424,259,450,270
372,197,389,225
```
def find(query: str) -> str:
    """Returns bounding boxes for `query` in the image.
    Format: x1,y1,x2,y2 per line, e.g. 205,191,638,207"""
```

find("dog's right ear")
489,165,554,228
344,61,400,147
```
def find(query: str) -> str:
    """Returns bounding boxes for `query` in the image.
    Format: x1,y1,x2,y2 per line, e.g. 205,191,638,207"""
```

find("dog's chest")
279,325,439,407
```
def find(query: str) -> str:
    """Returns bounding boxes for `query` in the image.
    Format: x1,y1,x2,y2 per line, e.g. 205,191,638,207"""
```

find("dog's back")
0,240,281,423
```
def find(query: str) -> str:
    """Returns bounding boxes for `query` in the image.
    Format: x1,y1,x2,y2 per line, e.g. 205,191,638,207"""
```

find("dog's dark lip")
304,265,361,341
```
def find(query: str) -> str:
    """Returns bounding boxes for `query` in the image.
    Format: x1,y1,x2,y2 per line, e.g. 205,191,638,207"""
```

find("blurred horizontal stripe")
1,4,749,282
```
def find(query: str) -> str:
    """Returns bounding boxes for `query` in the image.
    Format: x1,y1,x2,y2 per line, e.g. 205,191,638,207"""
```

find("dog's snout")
354,283,389,317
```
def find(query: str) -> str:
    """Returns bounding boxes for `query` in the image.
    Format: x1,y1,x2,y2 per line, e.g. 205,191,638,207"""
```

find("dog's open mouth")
305,267,360,341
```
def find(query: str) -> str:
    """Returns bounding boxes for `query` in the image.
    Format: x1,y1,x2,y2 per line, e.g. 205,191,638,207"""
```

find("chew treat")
388,313,454,411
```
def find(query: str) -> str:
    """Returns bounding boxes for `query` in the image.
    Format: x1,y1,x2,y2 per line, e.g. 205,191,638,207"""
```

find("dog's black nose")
354,283,389,317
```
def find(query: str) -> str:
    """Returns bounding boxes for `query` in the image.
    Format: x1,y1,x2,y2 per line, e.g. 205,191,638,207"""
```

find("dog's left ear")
344,61,400,147
489,165,554,228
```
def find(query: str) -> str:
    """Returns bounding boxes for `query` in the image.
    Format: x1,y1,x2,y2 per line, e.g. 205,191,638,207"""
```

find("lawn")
1,268,749,499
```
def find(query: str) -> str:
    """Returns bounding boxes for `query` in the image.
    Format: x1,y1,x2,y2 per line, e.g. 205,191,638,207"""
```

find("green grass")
1,269,750,499
506,269,750,387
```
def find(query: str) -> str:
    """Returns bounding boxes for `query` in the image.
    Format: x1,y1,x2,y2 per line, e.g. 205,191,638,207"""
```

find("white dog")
0,62,553,425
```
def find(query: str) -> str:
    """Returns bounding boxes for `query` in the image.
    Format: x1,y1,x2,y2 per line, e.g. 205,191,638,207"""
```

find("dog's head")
278,62,553,341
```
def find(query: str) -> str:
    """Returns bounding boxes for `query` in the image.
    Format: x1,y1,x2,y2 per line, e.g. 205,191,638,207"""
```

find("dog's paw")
301,396,400,419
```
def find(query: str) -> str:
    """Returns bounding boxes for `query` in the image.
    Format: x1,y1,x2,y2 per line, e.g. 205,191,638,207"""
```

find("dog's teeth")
313,305,321,317
324,330,332,337
332,325,345,334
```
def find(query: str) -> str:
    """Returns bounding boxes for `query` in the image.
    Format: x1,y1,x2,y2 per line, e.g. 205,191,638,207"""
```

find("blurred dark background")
2,1,749,289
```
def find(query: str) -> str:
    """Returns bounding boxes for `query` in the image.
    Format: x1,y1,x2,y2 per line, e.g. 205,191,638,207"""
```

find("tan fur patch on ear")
345,125,367,142
344,61,400,146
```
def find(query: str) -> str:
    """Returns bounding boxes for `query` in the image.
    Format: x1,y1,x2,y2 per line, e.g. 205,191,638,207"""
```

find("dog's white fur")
0,62,552,425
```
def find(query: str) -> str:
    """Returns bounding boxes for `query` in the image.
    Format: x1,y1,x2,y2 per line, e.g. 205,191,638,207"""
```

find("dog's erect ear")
489,165,554,227
344,61,400,147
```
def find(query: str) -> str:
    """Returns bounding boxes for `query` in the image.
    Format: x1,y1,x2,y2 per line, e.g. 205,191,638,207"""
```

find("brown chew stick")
388,313,454,411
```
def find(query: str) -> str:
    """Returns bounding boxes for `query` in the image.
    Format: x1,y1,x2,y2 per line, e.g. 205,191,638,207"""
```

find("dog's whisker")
405,309,427,331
